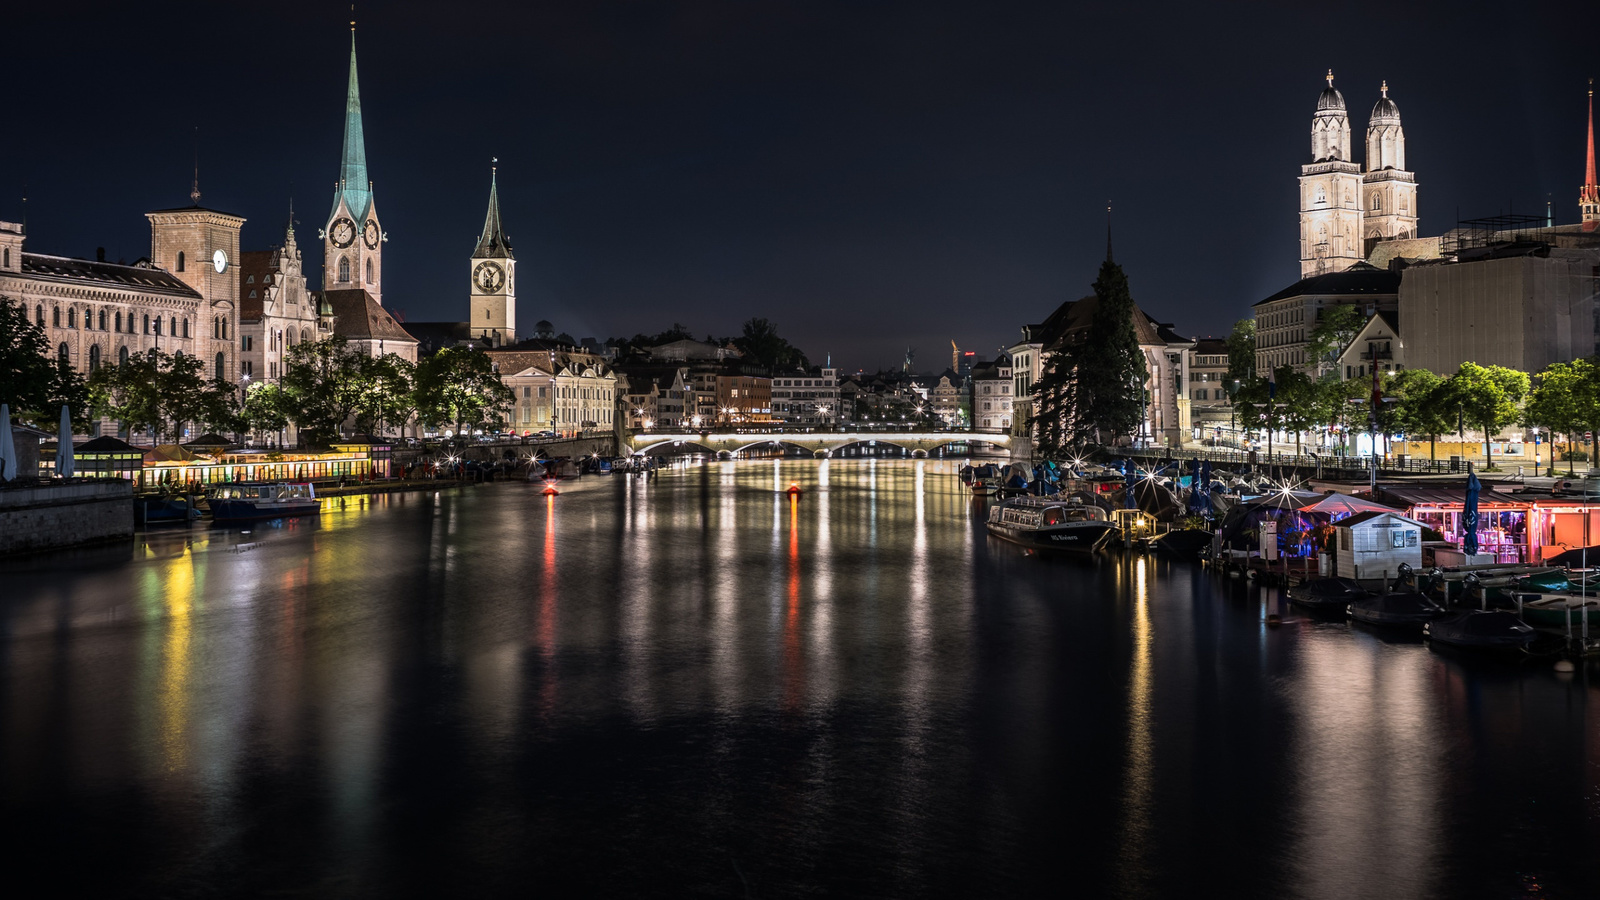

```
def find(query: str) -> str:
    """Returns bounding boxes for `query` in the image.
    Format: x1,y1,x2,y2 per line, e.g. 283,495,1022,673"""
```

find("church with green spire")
322,28,385,304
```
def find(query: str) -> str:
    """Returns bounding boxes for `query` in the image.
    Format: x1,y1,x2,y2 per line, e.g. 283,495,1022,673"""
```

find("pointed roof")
329,31,373,224
474,169,514,259
1582,79,1598,208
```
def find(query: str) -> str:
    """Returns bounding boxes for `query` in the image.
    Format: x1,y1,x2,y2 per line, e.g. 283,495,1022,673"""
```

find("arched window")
365,257,373,283
2,248,8,267
223,318,229,340
98,309,107,330
1370,194,1380,212
88,344,101,372
119,345,130,365
115,311,122,332
52,307,60,327
143,314,150,334
215,352,225,381
58,342,69,364
36,305,43,326
176,251,185,272
68,308,77,328
182,319,189,338
338,257,351,283
213,317,219,339
300,328,309,344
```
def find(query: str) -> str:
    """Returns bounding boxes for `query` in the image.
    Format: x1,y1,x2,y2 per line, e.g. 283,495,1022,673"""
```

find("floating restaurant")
1367,482,1600,564
43,436,393,489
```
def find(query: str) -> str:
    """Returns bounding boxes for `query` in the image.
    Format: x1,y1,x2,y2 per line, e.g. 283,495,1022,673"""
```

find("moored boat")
1149,528,1214,556
209,482,320,523
986,496,1118,554
1423,611,1537,652
1514,594,1600,627
136,494,201,525
1288,576,1370,612
1348,591,1448,628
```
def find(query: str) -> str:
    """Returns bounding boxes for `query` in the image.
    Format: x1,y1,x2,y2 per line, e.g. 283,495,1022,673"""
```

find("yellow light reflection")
157,550,196,773
1116,556,1154,893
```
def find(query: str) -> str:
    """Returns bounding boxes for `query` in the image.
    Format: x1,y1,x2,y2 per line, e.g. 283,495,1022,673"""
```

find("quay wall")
0,480,133,555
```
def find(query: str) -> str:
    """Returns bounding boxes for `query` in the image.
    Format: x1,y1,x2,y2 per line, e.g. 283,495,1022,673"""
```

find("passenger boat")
1423,611,1537,652
1348,591,1448,628
209,482,320,523
985,496,1118,554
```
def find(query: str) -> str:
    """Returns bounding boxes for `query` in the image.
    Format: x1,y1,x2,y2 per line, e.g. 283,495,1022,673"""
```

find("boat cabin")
213,482,316,501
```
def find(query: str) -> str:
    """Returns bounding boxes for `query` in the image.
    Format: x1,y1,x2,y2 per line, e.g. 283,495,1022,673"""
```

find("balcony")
1360,349,1392,361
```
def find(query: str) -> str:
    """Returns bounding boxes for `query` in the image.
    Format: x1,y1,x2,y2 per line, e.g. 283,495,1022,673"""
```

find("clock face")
474,261,505,293
212,249,228,273
363,219,379,249
330,217,356,248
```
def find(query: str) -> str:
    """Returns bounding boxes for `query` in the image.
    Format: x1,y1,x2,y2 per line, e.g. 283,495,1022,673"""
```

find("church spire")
1582,78,1599,223
331,27,371,222
474,161,514,259
1105,201,1114,263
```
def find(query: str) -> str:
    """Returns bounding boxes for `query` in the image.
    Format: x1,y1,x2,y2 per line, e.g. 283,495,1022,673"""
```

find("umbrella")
1298,492,1395,519
1186,458,1205,515
1124,462,1137,509
57,405,75,478
0,403,15,482
1463,466,1481,556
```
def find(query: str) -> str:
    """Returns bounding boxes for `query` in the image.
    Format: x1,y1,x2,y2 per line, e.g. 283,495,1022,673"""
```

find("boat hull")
1348,592,1447,628
210,500,322,523
986,521,1118,554
1423,612,1537,651
1151,528,1214,556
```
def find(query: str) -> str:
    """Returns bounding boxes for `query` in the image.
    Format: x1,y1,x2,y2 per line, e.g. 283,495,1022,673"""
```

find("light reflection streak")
535,492,558,717
157,552,195,773
783,493,805,712
1115,557,1154,895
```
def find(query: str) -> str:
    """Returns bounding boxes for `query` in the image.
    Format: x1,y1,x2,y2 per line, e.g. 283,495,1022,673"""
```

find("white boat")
985,496,1119,554
210,482,320,523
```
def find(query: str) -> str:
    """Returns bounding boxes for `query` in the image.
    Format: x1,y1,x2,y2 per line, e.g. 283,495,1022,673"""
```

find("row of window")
55,341,226,380
38,303,194,338
335,256,374,284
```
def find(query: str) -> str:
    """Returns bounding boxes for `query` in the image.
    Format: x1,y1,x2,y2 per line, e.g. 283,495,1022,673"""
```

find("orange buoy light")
787,483,803,496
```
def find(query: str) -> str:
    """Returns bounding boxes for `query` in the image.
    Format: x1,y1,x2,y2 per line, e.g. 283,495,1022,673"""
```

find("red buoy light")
787,483,802,496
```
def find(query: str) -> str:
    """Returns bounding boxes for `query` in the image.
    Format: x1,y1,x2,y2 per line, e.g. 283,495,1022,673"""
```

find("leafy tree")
1272,365,1318,455
1442,362,1529,469
1224,318,1256,387
240,382,292,443
1388,368,1450,461
87,349,231,442
1306,303,1366,378
414,346,514,442
1525,361,1586,473
1314,376,1368,455
354,353,415,436
280,336,367,447
0,296,89,428
733,317,809,371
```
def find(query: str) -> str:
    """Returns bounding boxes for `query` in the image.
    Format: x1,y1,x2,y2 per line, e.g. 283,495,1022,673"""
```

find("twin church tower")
320,29,516,342
1298,71,1418,278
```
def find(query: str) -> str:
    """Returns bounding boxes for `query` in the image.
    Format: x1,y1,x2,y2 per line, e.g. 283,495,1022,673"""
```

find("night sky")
7,1,1597,371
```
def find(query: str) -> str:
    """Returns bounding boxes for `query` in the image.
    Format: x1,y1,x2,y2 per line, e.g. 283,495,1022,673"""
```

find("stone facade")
969,355,1013,430
146,206,246,383
771,367,839,424
239,221,328,383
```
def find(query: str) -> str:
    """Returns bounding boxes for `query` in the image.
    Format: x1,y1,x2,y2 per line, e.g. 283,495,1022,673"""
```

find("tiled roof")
20,253,201,298
318,289,416,343
1255,262,1400,307
237,251,276,320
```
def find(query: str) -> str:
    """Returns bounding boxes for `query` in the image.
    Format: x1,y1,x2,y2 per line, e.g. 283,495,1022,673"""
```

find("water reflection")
0,460,1595,897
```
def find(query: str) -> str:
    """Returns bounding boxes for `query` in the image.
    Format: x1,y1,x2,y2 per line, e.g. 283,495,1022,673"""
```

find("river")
1,459,1596,897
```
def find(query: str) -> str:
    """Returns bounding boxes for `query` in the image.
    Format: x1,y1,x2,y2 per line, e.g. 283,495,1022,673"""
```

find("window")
52,307,60,327
2,248,7,267
338,257,350,282
366,258,373,283
249,290,257,299
154,317,162,336
246,274,255,284
176,251,185,272
183,319,189,338
115,311,122,332
36,305,43,326
88,344,101,372
143,315,150,334
1370,194,1380,211
242,335,252,351
215,352,225,381
98,309,107,330
58,342,69,364
119,345,129,365
67,308,77,328
241,360,252,377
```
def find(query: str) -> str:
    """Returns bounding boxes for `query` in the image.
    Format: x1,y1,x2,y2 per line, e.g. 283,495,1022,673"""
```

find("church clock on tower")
469,167,516,344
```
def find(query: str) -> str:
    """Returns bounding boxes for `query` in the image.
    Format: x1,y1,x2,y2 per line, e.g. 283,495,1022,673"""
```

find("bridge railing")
1118,446,1533,478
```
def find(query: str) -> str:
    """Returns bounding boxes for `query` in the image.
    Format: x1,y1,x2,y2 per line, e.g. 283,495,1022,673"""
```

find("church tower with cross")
1298,70,1367,277
469,165,516,344
322,22,385,303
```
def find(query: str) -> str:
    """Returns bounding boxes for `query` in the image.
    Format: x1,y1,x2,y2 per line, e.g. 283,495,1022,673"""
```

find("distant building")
1336,311,1403,381
1185,338,1233,441
771,366,839,424
1253,263,1400,377
969,354,1013,430
239,218,331,383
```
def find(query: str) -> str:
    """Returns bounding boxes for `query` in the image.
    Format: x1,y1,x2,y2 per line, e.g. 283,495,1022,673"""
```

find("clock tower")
469,167,515,344
322,27,384,303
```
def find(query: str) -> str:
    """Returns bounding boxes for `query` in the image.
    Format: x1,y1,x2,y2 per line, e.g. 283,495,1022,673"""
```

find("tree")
1306,303,1365,378
87,349,227,443
280,337,367,447
1041,260,1150,448
1272,365,1317,456
1525,361,1585,473
1224,318,1256,387
414,346,514,442
733,317,809,371
1443,362,1529,469
0,296,89,428
1388,368,1450,462
354,353,416,436
240,382,292,443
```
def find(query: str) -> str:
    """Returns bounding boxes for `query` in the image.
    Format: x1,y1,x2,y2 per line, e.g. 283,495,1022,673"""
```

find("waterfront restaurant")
1366,483,1535,563
45,441,390,488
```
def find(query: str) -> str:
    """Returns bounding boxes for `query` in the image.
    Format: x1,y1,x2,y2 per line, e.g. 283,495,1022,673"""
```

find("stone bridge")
627,430,1012,459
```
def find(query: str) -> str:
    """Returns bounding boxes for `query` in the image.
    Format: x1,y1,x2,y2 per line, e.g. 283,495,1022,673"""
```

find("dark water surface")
3,460,1597,898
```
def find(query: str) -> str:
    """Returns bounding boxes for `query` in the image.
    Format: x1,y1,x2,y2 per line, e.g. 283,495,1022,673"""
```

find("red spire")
1585,80,1598,201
